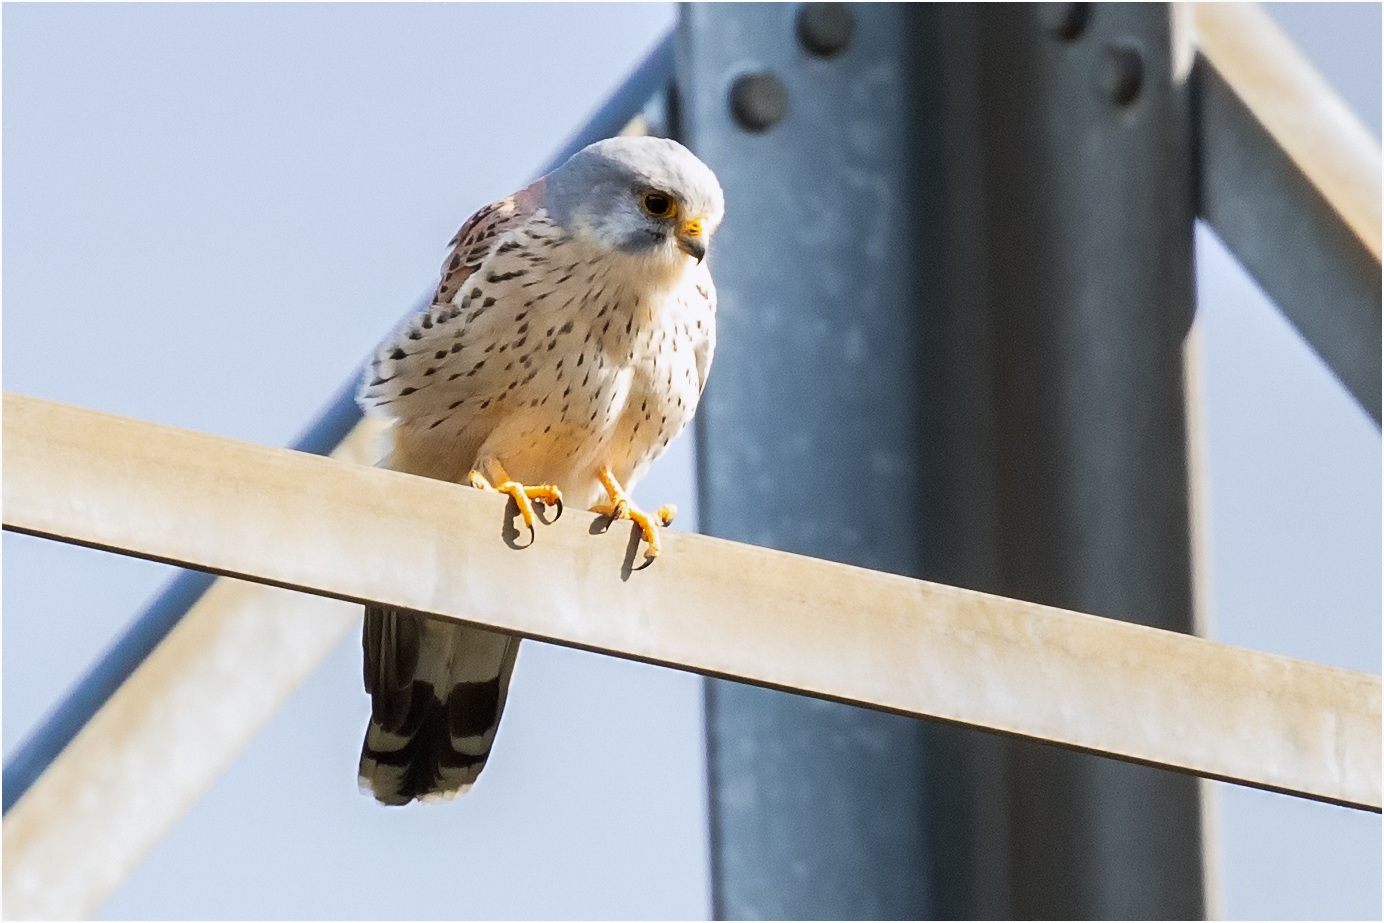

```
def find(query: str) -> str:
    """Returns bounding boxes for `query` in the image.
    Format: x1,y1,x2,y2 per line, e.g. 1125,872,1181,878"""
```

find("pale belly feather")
372,224,715,511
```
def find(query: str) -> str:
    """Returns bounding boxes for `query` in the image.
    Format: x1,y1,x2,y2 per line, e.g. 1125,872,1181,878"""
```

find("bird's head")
543,136,724,271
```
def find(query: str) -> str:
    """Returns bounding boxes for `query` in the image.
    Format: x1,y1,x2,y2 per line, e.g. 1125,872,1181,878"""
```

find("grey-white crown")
543,136,724,256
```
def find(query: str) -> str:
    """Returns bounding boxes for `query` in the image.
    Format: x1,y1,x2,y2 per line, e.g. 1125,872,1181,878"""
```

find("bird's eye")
641,192,677,219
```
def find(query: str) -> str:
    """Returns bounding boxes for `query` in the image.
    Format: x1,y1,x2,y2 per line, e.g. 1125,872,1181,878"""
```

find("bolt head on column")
797,3,855,57
729,72,789,132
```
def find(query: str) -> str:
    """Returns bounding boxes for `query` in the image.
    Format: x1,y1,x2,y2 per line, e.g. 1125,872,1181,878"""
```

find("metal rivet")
1100,45,1144,107
1041,2,1091,42
729,72,789,133
797,2,855,58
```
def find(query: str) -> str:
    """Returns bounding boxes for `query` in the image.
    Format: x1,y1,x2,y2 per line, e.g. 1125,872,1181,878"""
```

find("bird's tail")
358,606,520,805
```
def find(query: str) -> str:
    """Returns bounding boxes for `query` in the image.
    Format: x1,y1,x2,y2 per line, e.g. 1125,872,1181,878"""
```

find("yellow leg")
592,467,676,557
468,461,562,531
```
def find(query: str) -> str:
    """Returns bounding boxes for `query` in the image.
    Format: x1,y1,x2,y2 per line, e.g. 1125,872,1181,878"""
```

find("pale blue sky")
3,3,1379,919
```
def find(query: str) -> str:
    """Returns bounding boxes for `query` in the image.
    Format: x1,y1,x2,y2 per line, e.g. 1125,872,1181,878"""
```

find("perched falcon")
355,136,724,805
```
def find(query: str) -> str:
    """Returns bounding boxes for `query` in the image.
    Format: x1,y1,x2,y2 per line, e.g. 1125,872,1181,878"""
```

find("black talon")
500,498,537,550
535,496,564,525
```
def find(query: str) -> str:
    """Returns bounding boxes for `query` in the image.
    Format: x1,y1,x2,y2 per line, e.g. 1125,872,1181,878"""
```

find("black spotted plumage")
355,138,722,806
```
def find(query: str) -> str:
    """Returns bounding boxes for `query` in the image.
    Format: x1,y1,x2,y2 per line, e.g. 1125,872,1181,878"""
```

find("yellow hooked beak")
676,218,707,263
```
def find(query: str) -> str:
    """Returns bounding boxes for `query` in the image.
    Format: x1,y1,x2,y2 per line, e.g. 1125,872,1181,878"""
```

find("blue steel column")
681,3,1204,919
914,6,1204,917
678,5,932,919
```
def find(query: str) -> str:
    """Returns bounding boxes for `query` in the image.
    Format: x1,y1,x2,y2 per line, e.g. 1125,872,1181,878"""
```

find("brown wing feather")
434,178,546,305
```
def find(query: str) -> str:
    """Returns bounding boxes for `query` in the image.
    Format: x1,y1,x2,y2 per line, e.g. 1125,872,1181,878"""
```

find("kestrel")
355,137,724,805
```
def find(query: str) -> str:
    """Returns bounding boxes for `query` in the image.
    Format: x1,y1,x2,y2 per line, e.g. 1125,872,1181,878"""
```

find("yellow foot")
593,468,675,558
468,471,562,532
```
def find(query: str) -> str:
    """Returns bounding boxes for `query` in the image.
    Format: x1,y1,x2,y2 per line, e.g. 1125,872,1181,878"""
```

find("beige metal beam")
5,391,1379,812
1192,2,1382,423
2,582,359,921
1194,2,1380,261
1,415,384,920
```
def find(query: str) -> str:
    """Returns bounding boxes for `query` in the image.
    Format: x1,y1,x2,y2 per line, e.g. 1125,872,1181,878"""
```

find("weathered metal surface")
678,2,1225,917
1193,3,1381,423
1,411,390,920
1194,2,1381,260
909,5,1209,917
1,582,362,922
677,4,934,917
5,393,1377,804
